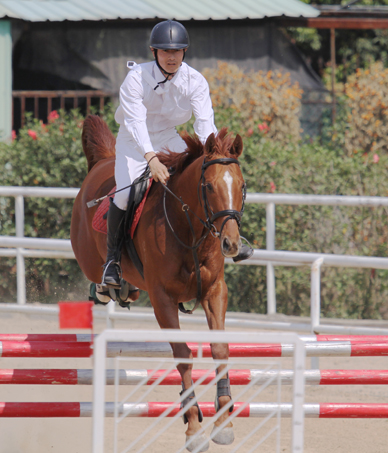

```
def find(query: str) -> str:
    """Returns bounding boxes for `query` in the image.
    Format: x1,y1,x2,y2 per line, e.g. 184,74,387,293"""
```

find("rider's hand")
145,152,170,185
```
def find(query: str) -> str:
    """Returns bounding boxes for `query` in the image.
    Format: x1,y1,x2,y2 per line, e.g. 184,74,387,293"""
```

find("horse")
70,115,246,452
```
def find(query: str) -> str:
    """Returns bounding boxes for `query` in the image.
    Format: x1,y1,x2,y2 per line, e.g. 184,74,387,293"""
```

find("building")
0,0,321,140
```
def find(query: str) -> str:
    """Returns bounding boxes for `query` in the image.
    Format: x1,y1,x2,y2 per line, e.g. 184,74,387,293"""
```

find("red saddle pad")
92,181,153,239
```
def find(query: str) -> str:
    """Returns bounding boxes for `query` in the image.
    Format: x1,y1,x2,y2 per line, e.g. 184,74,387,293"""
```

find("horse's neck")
167,156,220,263
171,157,205,231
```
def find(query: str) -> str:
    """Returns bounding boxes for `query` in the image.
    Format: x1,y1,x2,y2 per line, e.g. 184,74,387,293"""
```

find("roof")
0,0,319,22
317,5,388,17
278,5,388,29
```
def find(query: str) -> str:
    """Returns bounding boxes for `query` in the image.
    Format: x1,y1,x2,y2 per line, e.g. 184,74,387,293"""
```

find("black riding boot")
102,200,126,287
233,244,254,263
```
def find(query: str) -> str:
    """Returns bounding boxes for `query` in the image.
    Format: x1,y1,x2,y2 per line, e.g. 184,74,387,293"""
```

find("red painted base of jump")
1,402,388,418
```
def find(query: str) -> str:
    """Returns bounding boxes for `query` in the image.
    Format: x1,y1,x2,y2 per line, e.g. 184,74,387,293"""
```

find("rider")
102,19,251,287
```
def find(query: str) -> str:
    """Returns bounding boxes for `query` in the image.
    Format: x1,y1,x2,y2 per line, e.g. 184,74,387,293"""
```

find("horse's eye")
206,183,214,192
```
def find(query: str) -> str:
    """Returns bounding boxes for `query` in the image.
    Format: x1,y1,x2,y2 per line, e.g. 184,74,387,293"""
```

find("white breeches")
113,128,187,210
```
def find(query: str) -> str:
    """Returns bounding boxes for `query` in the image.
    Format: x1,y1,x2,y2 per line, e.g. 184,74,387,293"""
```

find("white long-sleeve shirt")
115,61,217,156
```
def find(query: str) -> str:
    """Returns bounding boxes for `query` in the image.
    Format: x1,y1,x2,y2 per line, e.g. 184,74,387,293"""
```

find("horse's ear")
230,134,243,157
204,133,217,156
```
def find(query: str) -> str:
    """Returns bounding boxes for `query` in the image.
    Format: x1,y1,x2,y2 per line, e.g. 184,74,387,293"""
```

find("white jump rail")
1,187,388,335
92,329,306,453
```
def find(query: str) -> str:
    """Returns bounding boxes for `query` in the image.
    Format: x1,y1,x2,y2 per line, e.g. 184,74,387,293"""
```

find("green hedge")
1,106,388,319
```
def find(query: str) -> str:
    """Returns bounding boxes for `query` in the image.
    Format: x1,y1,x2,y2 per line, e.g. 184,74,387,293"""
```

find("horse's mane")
82,115,116,172
158,128,234,173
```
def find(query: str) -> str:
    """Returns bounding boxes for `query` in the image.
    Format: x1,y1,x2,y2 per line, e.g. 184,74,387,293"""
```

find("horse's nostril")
222,237,231,252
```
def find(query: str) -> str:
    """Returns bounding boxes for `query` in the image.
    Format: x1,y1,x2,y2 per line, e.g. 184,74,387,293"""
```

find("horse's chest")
173,260,216,298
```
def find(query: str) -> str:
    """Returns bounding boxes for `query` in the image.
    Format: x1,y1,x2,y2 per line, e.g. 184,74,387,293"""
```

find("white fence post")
310,257,324,370
310,257,324,333
15,195,26,305
92,331,108,453
292,336,306,452
266,202,276,315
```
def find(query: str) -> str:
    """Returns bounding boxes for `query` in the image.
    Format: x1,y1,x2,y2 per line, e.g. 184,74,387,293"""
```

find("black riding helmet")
150,20,190,50
150,20,190,83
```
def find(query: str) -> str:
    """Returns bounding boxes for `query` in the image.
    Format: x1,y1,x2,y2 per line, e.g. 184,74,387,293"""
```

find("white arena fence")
92,330,306,453
1,186,388,335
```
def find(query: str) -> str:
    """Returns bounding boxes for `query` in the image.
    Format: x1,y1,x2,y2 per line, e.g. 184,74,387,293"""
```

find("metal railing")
1,186,388,335
12,90,113,128
11,90,330,137
0,187,78,304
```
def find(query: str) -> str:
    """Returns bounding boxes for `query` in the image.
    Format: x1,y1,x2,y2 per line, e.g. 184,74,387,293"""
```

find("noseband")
163,156,246,314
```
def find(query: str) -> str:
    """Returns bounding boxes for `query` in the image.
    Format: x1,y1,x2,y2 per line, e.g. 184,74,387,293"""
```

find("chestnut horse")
71,115,246,452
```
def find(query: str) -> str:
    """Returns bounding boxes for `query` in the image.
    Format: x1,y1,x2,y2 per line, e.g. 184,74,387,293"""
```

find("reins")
86,170,152,208
163,156,246,314
162,182,210,315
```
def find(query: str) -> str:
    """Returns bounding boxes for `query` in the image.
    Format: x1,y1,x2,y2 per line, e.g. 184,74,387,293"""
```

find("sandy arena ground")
0,306,387,453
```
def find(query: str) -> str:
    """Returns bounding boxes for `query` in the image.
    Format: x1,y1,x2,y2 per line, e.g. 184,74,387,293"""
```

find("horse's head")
202,131,245,258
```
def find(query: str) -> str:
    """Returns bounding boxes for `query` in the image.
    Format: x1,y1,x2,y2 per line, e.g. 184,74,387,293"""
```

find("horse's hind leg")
202,280,234,446
151,294,209,452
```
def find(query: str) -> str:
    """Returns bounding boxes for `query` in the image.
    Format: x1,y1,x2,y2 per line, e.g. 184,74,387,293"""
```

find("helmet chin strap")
154,49,185,87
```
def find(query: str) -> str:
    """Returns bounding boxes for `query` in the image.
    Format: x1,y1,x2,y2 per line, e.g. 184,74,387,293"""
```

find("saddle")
123,169,153,278
92,172,152,240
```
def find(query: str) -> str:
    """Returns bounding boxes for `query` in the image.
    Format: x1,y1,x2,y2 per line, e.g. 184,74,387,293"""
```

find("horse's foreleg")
202,279,234,446
151,293,209,452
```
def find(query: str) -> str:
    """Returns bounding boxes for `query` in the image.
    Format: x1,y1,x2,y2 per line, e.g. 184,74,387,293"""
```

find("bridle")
200,157,246,237
163,156,247,314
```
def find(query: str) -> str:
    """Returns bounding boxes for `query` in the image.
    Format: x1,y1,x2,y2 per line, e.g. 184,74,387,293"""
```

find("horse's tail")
82,115,116,172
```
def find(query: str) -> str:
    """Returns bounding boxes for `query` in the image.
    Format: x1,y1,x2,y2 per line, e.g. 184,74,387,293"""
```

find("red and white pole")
1,402,388,418
1,368,388,386
2,340,388,358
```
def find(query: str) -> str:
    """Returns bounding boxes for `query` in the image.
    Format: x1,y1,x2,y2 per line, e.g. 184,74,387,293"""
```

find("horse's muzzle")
221,236,242,258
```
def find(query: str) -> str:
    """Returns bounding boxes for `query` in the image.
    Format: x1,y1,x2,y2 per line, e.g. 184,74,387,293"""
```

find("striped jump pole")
1,333,388,343
1,402,388,418
1,340,388,358
1,368,388,386
0,334,93,342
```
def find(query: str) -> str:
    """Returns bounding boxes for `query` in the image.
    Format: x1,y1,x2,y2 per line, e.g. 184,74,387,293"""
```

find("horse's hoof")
185,433,209,452
210,425,235,445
